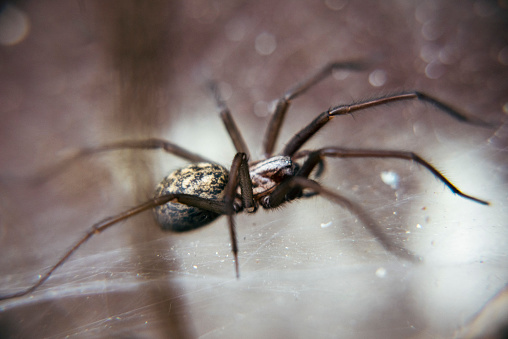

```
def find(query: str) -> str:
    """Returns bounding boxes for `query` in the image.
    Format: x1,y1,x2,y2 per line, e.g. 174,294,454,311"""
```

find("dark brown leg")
0,193,229,300
263,61,367,158
0,152,257,299
208,82,251,159
293,147,489,205
0,152,258,298
223,152,256,278
6,138,213,185
264,176,420,262
282,91,492,157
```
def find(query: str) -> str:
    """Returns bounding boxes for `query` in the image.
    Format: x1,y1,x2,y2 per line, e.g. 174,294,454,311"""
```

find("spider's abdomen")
153,163,229,232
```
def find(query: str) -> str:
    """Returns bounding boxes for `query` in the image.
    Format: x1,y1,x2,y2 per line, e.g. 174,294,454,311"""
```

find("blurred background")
0,1,507,338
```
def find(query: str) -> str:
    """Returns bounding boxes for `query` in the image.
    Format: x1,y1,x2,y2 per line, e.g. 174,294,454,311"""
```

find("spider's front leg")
281,91,493,157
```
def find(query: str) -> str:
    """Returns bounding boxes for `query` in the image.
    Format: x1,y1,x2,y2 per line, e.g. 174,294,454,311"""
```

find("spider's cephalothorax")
246,155,297,207
0,61,490,301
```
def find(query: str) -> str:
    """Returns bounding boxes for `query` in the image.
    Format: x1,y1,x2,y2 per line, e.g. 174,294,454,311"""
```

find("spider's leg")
224,152,256,278
282,91,493,157
0,154,253,299
264,176,420,262
209,82,251,159
263,61,367,158
0,194,218,301
4,138,213,185
293,147,489,205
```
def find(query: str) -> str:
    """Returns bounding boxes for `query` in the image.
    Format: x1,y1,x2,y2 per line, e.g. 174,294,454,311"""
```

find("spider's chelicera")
0,61,490,301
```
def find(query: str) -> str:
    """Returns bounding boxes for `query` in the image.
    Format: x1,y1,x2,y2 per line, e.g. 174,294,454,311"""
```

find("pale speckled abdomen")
153,163,229,232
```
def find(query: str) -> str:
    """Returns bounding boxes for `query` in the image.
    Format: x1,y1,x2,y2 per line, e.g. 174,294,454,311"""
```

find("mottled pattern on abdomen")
153,163,229,232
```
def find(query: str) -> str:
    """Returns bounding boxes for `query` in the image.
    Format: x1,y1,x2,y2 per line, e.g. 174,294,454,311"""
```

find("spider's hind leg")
0,193,213,301
4,138,213,186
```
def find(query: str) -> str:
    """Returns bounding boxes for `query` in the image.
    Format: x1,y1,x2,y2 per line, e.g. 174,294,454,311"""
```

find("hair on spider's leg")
412,92,495,128
282,91,494,157
263,61,368,158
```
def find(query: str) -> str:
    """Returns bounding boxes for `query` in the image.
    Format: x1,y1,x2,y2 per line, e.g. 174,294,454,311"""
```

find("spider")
0,61,489,301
